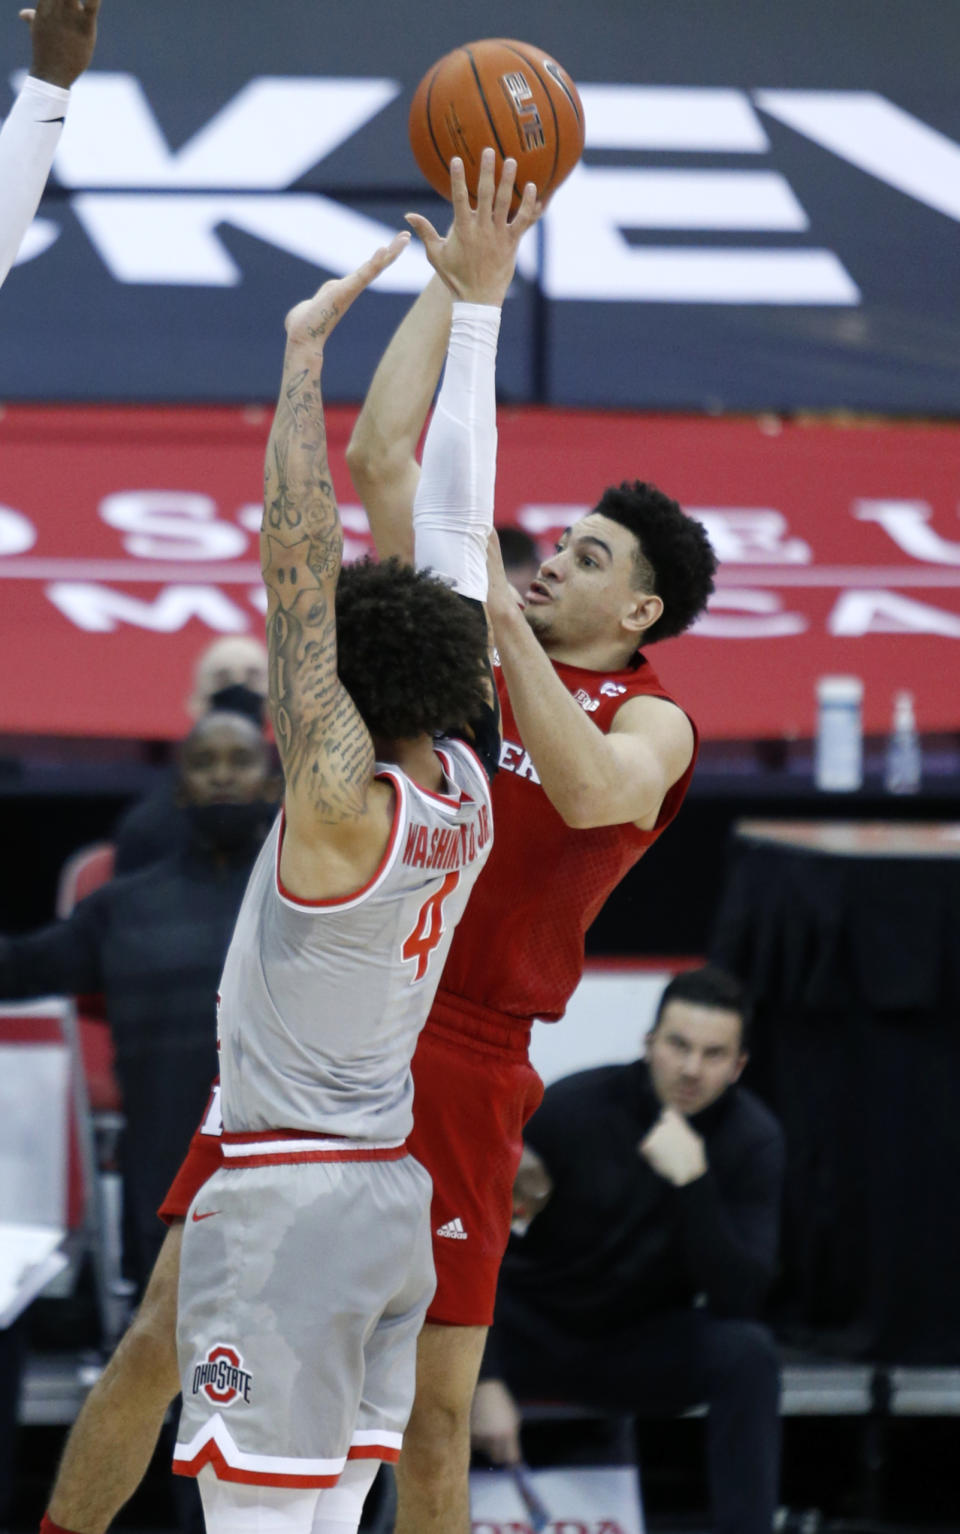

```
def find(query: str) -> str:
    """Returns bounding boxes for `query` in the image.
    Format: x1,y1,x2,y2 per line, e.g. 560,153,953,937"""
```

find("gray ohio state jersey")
217,740,493,1142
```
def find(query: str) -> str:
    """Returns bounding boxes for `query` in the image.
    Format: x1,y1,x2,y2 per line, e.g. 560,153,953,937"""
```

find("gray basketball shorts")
173,1136,435,1488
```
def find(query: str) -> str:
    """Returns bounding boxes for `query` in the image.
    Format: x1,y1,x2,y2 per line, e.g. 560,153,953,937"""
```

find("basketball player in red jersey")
344,249,717,1530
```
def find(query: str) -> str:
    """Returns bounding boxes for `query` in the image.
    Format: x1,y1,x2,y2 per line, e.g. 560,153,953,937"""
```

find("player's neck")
377,734,445,794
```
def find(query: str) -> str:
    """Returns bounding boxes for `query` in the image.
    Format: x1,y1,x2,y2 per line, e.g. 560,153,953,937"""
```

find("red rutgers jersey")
436,654,697,1028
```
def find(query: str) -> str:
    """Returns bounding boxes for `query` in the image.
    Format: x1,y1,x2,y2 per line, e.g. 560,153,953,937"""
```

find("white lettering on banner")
235,503,264,534
755,91,960,224
579,84,770,152
99,492,248,561
695,590,809,638
2,71,952,302
52,74,399,189
853,500,960,565
12,218,59,266
4,494,955,643
692,510,812,563
829,591,960,638
45,583,249,633
558,167,811,231
544,164,859,304
72,192,433,288
0,506,36,556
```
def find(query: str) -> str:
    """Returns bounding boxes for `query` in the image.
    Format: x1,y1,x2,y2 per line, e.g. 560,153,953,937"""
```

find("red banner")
1,406,959,741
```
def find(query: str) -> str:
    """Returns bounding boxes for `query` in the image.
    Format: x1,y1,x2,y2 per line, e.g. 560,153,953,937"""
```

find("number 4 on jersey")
402,871,460,982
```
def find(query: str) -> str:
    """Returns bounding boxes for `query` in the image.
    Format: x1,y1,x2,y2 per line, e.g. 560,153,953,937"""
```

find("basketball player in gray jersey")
171,155,538,1534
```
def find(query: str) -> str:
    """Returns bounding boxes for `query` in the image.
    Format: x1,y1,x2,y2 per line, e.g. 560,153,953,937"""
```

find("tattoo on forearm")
261,339,373,820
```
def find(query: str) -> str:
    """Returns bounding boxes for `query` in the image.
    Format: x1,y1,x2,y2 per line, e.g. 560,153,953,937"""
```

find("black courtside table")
711,820,960,1366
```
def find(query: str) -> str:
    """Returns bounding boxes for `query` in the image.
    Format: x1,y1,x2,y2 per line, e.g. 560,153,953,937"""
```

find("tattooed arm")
262,233,410,892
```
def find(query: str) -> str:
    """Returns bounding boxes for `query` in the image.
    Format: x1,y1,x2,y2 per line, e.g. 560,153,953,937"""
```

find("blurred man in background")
112,636,269,875
472,966,785,1534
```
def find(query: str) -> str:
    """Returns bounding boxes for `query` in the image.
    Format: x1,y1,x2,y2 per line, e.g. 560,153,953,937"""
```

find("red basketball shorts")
159,1005,543,1328
410,1000,543,1327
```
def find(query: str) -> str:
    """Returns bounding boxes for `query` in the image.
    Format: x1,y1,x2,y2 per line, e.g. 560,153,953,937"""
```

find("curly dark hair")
334,556,489,741
592,481,717,645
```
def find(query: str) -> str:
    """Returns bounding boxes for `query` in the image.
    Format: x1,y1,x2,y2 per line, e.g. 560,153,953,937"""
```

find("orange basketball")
408,39,585,208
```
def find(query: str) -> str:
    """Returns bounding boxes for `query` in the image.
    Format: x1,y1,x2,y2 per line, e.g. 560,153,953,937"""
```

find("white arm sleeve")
412,300,501,601
0,76,70,290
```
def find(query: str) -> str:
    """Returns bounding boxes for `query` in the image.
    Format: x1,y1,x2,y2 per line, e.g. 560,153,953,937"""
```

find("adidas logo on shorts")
436,1216,468,1240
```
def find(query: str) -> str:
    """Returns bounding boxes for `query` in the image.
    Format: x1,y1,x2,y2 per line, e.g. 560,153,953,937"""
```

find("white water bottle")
884,690,921,794
815,676,863,792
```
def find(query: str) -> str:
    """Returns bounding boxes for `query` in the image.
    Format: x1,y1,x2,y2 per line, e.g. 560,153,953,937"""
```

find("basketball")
408,39,585,207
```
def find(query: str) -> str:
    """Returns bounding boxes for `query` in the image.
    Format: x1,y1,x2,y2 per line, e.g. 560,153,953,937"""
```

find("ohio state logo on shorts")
191,1343,253,1407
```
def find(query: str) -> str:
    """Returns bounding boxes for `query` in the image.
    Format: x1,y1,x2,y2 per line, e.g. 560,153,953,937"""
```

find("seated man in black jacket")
472,965,785,1534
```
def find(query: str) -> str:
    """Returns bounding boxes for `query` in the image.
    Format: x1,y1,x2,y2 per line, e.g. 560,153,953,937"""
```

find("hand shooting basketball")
409,38,585,208
405,151,538,308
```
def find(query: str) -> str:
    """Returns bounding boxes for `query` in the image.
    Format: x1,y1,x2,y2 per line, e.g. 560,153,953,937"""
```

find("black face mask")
184,799,273,854
207,683,266,729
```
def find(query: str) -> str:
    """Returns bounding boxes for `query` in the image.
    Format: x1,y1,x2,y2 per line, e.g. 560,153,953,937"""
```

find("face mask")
207,683,266,729
184,799,273,853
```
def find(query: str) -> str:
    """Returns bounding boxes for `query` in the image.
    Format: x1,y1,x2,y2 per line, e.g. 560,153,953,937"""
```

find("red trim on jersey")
347,1444,401,1463
172,1441,340,1490
436,740,493,813
407,748,464,809
275,778,402,908
439,737,487,792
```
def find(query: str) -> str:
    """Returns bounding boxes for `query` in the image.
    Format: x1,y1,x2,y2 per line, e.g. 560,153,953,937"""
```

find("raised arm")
0,0,100,288
345,274,453,563
261,234,409,859
348,150,538,569
403,153,536,604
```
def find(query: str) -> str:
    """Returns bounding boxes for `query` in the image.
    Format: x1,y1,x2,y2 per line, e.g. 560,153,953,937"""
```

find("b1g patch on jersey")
192,1344,253,1407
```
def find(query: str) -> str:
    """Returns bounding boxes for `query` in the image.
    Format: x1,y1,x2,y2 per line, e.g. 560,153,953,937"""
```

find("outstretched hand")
405,148,539,308
21,0,100,88
284,231,410,350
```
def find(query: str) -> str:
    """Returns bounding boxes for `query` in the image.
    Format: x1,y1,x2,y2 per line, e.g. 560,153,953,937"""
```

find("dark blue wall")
1,0,958,410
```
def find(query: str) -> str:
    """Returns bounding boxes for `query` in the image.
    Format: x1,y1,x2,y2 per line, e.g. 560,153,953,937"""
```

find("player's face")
179,716,271,807
519,513,660,654
645,1001,746,1118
